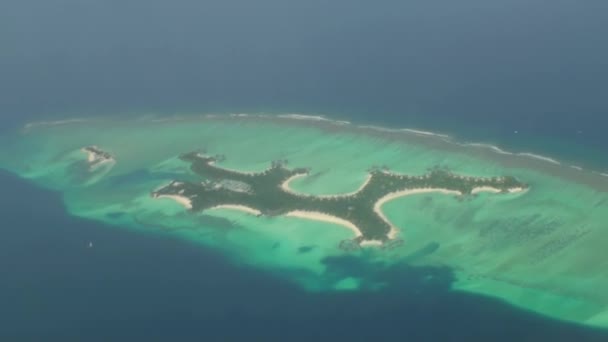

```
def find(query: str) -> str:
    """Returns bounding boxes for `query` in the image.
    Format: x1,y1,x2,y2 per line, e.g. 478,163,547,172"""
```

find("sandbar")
471,186,502,194
374,188,462,239
360,240,383,247
285,210,362,237
82,148,96,162
210,205,261,216
81,147,115,169
156,194,193,209
281,173,372,198
471,186,526,194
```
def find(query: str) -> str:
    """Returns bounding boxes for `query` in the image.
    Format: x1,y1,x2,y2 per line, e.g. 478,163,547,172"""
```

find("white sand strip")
374,188,462,239
81,147,115,170
281,173,372,198
156,194,193,209
360,240,383,247
471,186,502,194
285,210,362,237
472,186,526,194
81,148,96,162
210,205,261,215
280,173,308,194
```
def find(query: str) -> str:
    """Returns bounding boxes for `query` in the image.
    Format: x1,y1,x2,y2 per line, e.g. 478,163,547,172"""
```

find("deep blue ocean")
2,172,608,341
1,0,607,340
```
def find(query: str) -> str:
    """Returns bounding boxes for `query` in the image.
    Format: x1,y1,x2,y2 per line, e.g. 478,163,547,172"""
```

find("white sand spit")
471,186,502,194
156,195,193,209
285,210,362,237
281,173,372,198
360,240,383,247
374,188,462,239
210,205,261,215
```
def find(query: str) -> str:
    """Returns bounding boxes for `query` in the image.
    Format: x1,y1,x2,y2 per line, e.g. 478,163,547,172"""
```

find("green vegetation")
152,152,528,245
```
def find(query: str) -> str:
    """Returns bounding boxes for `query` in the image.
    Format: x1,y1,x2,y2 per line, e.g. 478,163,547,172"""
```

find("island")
6,116,607,328
152,152,528,248
82,146,115,169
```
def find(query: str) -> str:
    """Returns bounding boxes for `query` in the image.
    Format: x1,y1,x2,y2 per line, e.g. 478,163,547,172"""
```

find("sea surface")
1,0,608,340
1,166,607,341
1,116,608,341
3,0,608,169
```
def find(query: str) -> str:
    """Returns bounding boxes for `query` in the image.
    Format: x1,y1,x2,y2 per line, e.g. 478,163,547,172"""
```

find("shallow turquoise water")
1,114,608,327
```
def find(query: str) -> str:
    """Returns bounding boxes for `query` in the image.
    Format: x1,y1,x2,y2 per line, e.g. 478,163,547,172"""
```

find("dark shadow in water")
0,169,606,342
297,245,316,254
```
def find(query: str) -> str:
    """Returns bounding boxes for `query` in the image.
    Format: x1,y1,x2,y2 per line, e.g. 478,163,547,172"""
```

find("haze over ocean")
1,0,608,340
3,0,608,168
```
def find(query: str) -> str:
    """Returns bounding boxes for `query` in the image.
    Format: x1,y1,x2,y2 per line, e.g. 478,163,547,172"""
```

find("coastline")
285,210,362,238
374,188,462,239
471,186,501,194
155,194,193,209
281,173,372,198
153,184,527,245
209,204,262,216
284,185,519,243
81,147,116,169
82,148,96,163
9,113,608,329
360,240,383,247
472,186,526,194
153,145,530,247
376,186,526,239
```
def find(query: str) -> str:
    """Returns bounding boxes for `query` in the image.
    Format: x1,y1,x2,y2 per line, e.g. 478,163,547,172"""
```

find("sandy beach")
81,147,115,169
360,240,383,247
285,210,362,237
281,173,372,198
210,204,261,215
472,186,526,194
374,188,462,239
471,186,502,194
280,173,308,194
156,194,193,209
83,148,96,162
